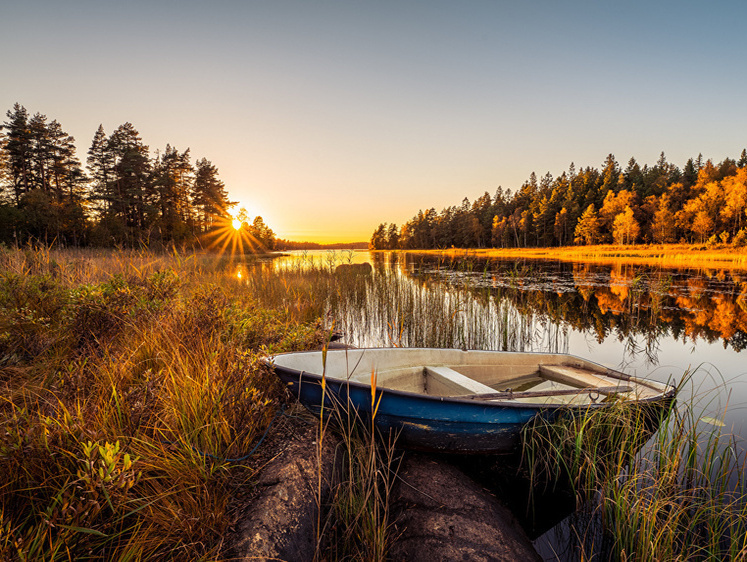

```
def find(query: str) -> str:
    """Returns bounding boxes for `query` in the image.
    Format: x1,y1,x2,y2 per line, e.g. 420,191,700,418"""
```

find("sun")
199,206,268,257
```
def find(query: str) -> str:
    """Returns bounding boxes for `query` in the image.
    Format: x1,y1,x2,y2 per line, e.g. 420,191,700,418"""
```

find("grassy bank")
404,243,747,270
0,247,327,560
3,246,746,560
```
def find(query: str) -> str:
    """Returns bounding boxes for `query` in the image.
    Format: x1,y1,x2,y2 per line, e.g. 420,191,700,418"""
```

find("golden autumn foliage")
375,152,747,250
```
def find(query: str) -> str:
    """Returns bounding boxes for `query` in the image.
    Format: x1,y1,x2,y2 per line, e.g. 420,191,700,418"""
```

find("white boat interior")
272,348,673,405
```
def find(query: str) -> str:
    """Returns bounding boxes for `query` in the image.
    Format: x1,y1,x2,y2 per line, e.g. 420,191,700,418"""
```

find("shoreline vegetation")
399,243,747,269
0,247,327,560
2,247,747,560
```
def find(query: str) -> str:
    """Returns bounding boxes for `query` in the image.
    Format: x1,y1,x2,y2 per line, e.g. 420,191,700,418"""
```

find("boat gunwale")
265,348,677,409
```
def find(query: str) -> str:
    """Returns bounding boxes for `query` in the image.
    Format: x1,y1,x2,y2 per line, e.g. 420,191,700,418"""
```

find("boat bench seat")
539,364,612,388
424,366,496,397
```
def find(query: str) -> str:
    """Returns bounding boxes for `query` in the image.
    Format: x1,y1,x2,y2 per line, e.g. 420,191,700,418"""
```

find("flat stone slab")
389,453,542,562
226,401,540,561
227,422,341,562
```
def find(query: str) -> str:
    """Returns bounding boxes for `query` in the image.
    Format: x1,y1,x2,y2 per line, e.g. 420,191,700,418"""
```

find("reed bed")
245,254,569,353
523,374,747,561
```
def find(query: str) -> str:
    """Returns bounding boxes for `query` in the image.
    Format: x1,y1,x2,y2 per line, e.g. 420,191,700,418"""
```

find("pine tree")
554,207,569,246
108,123,152,242
2,103,32,203
154,144,193,240
370,223,387,250
87,124,114,213
47,120,84,203
386,223,399,249
192,157,231,233
471,192,494,244
623,157,643,194
600,154,621,197
249,216,275,250
682,158,698,188
28,112,52,192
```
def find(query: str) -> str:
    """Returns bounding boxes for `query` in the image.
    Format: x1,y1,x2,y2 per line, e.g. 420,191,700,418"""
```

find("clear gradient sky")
3,1,746,243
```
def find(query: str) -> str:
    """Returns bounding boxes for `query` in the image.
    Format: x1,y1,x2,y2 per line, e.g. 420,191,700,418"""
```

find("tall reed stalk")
522,373,747,560
311,344,397,561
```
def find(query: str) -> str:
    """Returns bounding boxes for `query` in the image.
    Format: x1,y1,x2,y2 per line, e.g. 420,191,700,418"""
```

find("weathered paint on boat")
267,348,676,454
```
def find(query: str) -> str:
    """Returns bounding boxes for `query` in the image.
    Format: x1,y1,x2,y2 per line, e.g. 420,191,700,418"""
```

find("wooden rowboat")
266,348,676,454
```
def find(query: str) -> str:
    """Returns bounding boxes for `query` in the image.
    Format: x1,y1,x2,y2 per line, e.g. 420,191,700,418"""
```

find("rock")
389,453,542,562
227,423,342,562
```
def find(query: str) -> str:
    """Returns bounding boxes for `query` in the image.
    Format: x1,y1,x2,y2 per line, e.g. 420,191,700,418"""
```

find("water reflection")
329,251,570,354
404,255,747,356
391,253,747,438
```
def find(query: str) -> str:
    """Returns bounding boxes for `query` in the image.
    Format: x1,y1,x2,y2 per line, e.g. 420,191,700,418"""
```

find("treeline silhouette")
0,103,276,251
370,151,747,250
275,240,368,250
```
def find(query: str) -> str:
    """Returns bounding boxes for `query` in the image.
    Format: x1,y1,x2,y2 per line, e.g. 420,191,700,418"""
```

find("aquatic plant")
522,372,747,560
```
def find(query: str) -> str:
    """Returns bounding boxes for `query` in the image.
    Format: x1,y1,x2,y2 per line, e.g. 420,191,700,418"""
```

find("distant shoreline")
393,244,747,269
275,241,368,251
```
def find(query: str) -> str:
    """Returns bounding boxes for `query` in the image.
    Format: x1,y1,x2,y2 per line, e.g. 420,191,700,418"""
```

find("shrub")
0,273,69,363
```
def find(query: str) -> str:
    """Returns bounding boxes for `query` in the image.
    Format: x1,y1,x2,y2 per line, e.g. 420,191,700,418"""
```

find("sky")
2,1,747,243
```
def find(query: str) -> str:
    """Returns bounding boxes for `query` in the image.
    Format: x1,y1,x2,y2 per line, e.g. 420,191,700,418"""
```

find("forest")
370,151,747,250
0,103,276,251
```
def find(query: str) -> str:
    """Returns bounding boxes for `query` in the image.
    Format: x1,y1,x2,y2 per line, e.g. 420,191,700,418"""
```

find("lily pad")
700,416,726,427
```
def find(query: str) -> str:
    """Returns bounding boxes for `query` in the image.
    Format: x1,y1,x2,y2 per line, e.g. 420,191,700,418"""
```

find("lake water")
274,250,747,431
272,249,747,558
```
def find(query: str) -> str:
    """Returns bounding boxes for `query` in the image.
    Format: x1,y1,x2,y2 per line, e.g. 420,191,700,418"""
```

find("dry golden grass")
404,243,747,270
0,246,325,560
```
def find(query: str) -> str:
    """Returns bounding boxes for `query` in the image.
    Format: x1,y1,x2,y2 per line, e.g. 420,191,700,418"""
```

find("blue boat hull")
275,368,561,454
269,347,677,454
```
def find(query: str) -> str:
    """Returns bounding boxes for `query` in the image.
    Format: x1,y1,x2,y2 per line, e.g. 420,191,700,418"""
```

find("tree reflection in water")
392,254,747,359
